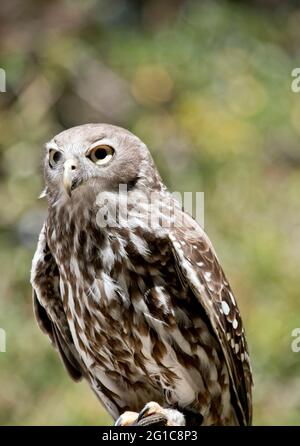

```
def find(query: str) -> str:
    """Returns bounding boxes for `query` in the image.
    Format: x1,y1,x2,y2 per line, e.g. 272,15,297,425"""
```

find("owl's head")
43,123,160,202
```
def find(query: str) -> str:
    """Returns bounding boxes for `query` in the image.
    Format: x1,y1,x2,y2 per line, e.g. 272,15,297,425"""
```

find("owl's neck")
46,186,174,264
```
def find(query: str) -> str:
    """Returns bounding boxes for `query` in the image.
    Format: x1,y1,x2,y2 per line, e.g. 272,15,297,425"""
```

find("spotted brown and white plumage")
31,123,252,426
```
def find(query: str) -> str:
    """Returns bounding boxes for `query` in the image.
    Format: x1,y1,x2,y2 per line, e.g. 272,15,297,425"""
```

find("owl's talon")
135,402,185,426
137,402,164,423
115,411,139,426
116,402,176,427
136,413,168,426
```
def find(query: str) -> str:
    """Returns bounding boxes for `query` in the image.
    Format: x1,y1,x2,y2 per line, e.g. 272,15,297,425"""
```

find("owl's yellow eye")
88,145,114,165
49,150,63,167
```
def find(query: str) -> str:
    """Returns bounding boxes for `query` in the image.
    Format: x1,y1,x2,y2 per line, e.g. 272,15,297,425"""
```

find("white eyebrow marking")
45,141,61,152
88,138,115,150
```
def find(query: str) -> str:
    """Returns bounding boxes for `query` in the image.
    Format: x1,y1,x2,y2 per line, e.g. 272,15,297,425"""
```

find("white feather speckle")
229,291,236,306
204,271,212,281
232,319,238,329
221,301,230,316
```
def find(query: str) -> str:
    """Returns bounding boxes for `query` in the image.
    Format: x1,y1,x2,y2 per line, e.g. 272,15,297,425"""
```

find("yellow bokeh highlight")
131,65,173,106
226,75,268,118
177,96,261,156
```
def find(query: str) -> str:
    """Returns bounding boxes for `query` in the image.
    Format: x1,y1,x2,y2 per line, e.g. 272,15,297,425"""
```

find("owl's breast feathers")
31,190,252,425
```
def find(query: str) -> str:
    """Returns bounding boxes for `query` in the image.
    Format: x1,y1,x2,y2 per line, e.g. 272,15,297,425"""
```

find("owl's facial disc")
62,145,114,197
45,124,150,202
47,141,116,198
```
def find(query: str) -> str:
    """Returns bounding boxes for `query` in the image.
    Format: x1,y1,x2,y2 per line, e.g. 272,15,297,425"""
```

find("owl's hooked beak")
63,158,79,197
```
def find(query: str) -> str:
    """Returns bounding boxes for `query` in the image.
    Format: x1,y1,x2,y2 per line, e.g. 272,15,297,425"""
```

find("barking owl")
31,123,252,426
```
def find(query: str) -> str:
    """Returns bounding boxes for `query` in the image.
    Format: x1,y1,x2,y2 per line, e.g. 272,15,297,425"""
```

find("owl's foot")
115,402,186,426
115,411,140,426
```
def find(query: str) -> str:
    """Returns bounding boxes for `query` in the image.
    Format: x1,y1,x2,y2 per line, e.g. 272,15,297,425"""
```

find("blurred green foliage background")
1,0,300,425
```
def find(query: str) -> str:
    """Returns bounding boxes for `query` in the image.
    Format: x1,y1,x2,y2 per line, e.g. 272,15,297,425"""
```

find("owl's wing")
31,224,83,381
168,211,253,426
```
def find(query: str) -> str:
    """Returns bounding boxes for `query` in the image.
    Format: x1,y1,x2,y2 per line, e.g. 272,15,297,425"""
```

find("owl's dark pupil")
95,148,107,160
53,151,62,163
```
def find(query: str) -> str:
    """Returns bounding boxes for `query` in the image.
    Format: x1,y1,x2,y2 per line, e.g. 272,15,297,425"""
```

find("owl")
31,123,252,426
